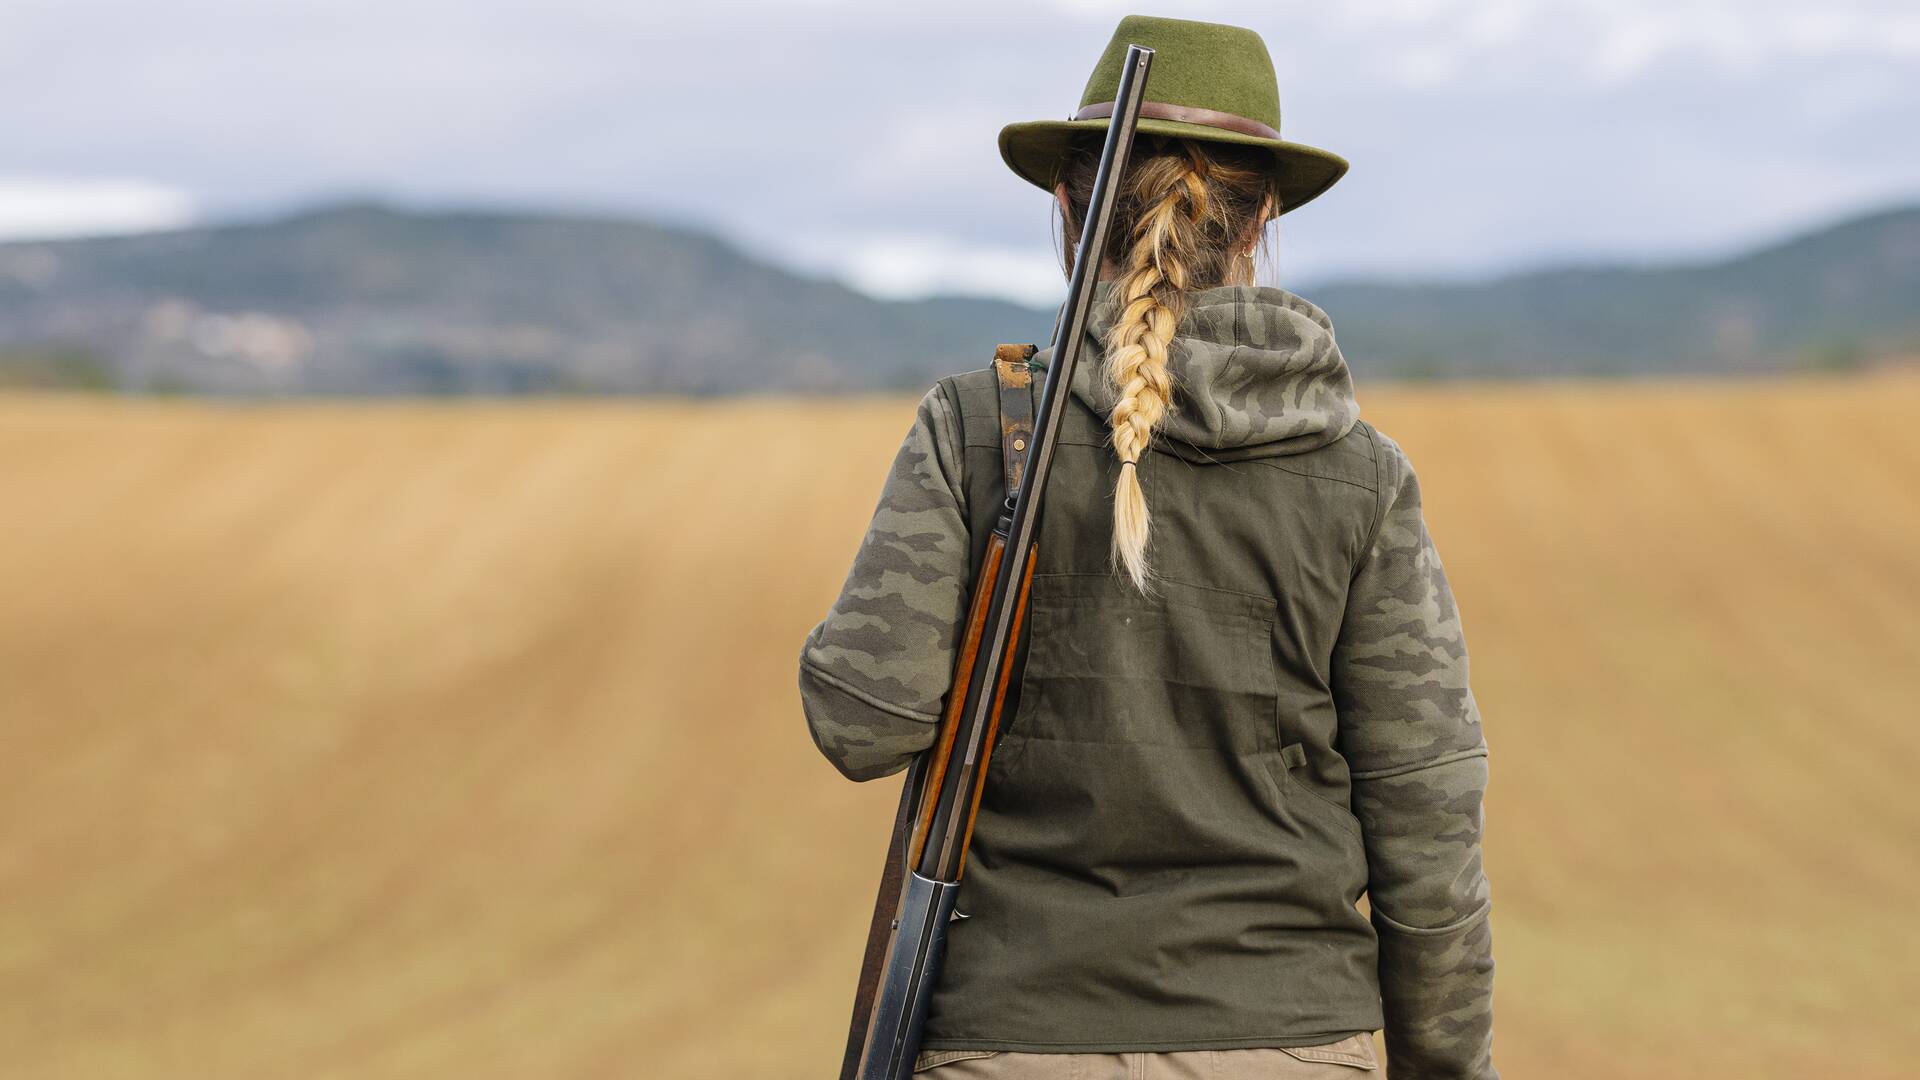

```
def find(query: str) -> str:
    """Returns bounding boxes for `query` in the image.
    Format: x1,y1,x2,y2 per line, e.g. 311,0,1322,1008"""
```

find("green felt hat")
999,15,1348,215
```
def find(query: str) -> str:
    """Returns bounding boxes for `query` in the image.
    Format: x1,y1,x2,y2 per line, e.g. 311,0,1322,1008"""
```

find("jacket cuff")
799,658,938,782
1373,903,1498,1079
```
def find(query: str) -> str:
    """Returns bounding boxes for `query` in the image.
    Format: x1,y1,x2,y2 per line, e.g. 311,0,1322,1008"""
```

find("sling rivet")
1013,438,1027,452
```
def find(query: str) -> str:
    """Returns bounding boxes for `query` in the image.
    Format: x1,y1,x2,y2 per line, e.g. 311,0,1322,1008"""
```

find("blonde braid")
1054,135,1280,591
1101,144,1210,593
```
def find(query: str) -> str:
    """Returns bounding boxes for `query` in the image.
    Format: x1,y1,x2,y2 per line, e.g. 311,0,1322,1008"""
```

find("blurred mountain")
0,202,1056,395
1311,203,1920,378
0,200,1914,394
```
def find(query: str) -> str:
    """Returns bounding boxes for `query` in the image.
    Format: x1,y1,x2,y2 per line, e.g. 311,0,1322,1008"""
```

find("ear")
1054,181,1071,218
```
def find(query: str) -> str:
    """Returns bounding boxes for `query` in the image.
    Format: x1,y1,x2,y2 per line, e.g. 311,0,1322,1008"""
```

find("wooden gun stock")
909,532,1036,872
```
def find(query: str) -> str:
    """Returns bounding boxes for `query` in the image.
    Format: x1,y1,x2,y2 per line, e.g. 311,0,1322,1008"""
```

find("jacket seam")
1028,570,1276,609
932,377,971,518
1349,745,1487,781
1353,422,1389,580
1247,457,1379,493
1372,897,1492,937
799,657,940,724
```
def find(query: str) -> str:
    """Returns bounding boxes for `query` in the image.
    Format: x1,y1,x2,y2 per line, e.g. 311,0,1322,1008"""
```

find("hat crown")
1077,16,1282,133
995,14,1347,214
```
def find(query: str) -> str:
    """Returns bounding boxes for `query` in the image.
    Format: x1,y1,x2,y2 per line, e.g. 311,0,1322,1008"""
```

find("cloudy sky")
5,0,1918,304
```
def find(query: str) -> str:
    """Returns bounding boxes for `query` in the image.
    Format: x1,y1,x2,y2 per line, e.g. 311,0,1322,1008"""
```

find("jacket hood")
1052,279,1358,462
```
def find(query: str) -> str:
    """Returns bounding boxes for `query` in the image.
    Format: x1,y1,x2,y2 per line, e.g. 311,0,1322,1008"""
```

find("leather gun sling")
992,343,1038,498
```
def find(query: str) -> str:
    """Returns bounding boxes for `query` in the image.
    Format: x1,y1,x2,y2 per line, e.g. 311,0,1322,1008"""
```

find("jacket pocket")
994,572,1279,752
1261,742,1364,840
978,572,1295,877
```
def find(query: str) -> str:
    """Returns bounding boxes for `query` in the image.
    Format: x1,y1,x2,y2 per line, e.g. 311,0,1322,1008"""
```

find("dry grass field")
1,373,1918,1078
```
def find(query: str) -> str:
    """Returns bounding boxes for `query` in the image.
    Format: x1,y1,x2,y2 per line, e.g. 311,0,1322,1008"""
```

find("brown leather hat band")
1071,99,1281,141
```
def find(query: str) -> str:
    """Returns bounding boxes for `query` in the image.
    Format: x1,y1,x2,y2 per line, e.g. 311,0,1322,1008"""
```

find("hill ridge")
1,200,1914,392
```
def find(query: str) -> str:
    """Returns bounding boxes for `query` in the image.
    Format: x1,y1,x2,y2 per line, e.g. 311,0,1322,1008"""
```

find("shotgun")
838,42,1156,1080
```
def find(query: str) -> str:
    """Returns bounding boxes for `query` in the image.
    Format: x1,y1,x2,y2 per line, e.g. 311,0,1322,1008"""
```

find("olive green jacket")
799,281,1496,1078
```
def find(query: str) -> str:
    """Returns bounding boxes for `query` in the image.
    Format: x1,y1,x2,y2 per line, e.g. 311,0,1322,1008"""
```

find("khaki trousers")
912,1033,1380,1078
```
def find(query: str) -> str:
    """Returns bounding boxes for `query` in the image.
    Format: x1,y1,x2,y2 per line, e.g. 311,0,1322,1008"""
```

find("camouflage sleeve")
797,382,971,782
1333,428,1497,1080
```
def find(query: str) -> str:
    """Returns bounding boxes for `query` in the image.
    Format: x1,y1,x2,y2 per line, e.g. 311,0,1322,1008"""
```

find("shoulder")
1331,419,1426,555
936,366,1002,441
1352,421,1421,509
937,364,1037,451
940,365,1001,395
898,380,971,490
1308,416,1421,495
1337,424,1441,578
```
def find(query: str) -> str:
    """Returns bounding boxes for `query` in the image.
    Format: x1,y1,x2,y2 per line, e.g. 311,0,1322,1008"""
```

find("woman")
799,16,1495,1079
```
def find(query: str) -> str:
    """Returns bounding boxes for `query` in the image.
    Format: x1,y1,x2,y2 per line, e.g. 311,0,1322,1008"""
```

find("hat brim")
999,118,1349,215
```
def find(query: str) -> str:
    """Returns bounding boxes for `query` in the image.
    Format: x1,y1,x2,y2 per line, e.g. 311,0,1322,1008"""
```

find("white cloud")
0,179,195,241
1,1,1917,297
847,106,1012,196
1265,1,1920,86
788,231,1067,306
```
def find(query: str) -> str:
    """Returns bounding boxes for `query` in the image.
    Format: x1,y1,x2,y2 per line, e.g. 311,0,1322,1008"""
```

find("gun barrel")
844,42,1156,1080
914,41,1156,885
855,872,961,1080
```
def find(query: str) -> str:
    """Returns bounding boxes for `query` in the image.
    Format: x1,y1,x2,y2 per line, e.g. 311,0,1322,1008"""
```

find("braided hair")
1056,136,1280,592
